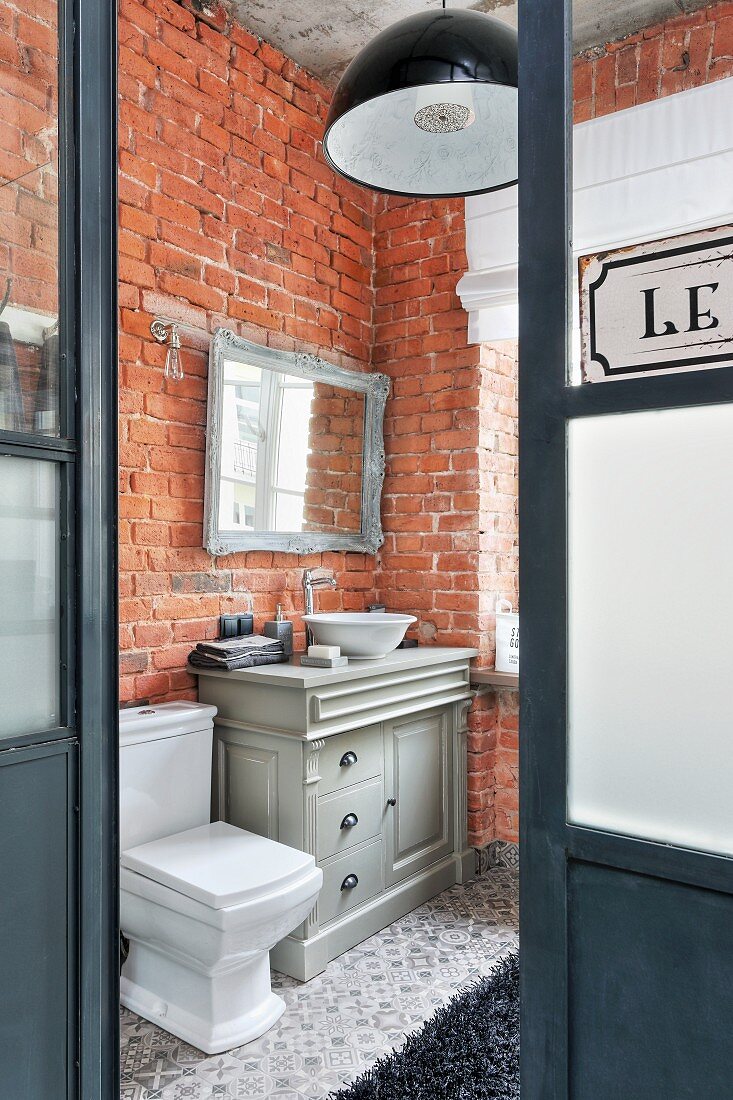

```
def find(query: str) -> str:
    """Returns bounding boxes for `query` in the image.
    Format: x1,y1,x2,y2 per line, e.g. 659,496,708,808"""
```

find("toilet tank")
119,702,218,853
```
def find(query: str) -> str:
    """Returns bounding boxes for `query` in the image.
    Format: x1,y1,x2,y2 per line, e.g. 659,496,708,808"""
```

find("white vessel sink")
303,612,416,659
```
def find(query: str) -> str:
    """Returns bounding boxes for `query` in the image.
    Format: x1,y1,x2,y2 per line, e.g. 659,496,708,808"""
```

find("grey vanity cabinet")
196,646,477,981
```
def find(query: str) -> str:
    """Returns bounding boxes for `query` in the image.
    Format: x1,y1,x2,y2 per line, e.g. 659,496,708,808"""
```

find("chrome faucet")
302,568,337,648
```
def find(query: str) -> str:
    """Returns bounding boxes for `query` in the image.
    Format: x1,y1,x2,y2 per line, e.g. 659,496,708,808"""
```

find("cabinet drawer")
318,838,383,926
318,777,383,861
318,725,382,795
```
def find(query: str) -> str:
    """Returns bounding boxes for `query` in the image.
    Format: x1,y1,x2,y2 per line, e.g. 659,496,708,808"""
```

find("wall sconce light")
150,318,184,382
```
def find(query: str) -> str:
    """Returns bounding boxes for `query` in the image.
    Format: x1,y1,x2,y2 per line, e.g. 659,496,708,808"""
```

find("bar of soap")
308,644,340,659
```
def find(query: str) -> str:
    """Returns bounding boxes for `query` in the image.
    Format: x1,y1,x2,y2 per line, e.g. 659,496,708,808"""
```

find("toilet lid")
121,821,317,909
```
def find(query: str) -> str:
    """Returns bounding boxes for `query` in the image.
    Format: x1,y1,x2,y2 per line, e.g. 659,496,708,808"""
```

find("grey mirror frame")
204,328,390,556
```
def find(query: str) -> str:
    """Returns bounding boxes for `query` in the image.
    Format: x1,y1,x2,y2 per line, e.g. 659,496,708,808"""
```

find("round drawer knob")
341,874,359,891
387,797,396,807
339,751,358,767
340,813,358,830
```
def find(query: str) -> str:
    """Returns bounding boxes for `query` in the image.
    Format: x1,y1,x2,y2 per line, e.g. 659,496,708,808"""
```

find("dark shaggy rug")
330,952,519,1100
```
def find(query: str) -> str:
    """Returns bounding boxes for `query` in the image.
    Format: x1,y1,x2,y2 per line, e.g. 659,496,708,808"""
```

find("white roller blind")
458,77,733,343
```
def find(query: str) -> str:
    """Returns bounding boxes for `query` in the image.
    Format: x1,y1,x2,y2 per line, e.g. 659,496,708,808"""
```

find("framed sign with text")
579,224,733,383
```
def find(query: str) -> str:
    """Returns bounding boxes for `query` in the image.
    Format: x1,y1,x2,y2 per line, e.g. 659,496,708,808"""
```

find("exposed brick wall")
573,0,733,122
117,0,378,703
470,341,519,848
476,339,519,661
372,197,487,648
370,196,519,846
469,688,519,846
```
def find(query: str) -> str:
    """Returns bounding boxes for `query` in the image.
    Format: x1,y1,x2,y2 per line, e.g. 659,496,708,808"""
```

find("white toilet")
119,701,322,1054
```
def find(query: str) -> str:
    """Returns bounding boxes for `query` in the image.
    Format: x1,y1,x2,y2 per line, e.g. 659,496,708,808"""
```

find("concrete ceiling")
231,0,712,85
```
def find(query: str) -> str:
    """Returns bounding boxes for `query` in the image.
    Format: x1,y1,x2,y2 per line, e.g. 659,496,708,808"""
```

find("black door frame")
0,0,118,1082
517,1,573,1090
518,0,733,1094
75,0,119,1094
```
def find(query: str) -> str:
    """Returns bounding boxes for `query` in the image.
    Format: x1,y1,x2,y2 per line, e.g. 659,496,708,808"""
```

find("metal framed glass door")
0,0,118,1094
519,1,733,1095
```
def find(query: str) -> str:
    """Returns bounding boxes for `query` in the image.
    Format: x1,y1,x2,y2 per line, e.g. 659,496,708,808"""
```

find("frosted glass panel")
568,404,733,856
0,457,60,739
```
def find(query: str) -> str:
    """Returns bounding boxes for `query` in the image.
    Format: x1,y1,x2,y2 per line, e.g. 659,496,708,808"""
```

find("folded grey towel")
196,635,283,659
188,649,289,672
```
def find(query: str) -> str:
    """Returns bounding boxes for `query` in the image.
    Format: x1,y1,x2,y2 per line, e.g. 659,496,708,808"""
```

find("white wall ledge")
470,668,519,691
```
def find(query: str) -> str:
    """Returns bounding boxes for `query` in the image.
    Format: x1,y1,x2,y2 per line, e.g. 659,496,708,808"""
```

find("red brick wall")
372,197,486,648
369,195,519,847
469,688,519,845
573,0,733,122
118,0,377,703
470,342,519,847
370,196,519,846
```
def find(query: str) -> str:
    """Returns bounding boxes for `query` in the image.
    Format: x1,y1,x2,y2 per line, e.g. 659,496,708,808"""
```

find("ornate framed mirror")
204,329,389,555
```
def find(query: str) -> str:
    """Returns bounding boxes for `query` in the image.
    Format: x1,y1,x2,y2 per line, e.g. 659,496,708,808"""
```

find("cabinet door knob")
341,874,359,891
340,813,359,829
387,797,396,807
339,751,357,767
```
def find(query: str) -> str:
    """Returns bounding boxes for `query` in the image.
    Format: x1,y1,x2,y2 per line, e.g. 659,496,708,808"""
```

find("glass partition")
568,404,733,857
0,456,59,737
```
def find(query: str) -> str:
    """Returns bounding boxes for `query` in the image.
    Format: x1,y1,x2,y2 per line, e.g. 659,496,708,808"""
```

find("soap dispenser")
263,604,293,658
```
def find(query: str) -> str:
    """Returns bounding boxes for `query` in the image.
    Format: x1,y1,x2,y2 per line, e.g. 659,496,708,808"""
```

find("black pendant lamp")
323,7,518,198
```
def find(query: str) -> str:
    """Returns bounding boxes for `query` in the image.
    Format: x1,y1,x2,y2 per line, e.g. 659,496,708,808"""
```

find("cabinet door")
384,708,453,887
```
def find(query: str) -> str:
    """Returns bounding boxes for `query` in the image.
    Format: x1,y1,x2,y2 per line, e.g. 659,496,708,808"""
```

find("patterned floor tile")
157,1078,219,1099
121,870,518,1099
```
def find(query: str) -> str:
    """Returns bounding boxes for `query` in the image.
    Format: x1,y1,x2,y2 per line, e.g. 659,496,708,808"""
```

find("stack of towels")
188,634,288,671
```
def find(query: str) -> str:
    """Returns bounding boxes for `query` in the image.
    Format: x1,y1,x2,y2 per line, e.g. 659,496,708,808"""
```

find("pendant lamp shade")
323,9,518,198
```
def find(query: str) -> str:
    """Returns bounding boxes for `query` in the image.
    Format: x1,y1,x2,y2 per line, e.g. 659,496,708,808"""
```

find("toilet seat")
121,820,317,909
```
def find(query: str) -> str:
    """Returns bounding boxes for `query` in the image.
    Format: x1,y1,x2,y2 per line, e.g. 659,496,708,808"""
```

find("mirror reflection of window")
219,359,316,534
220,361,262,532
272,378,314,531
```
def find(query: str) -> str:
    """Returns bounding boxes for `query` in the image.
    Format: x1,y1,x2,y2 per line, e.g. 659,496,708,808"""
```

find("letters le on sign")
579,225,733,383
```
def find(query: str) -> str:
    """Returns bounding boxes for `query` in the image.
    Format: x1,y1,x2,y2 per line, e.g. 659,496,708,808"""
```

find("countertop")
189,645,478,690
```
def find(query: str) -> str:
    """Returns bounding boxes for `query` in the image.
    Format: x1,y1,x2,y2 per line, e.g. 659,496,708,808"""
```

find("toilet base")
121,941,285,1054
